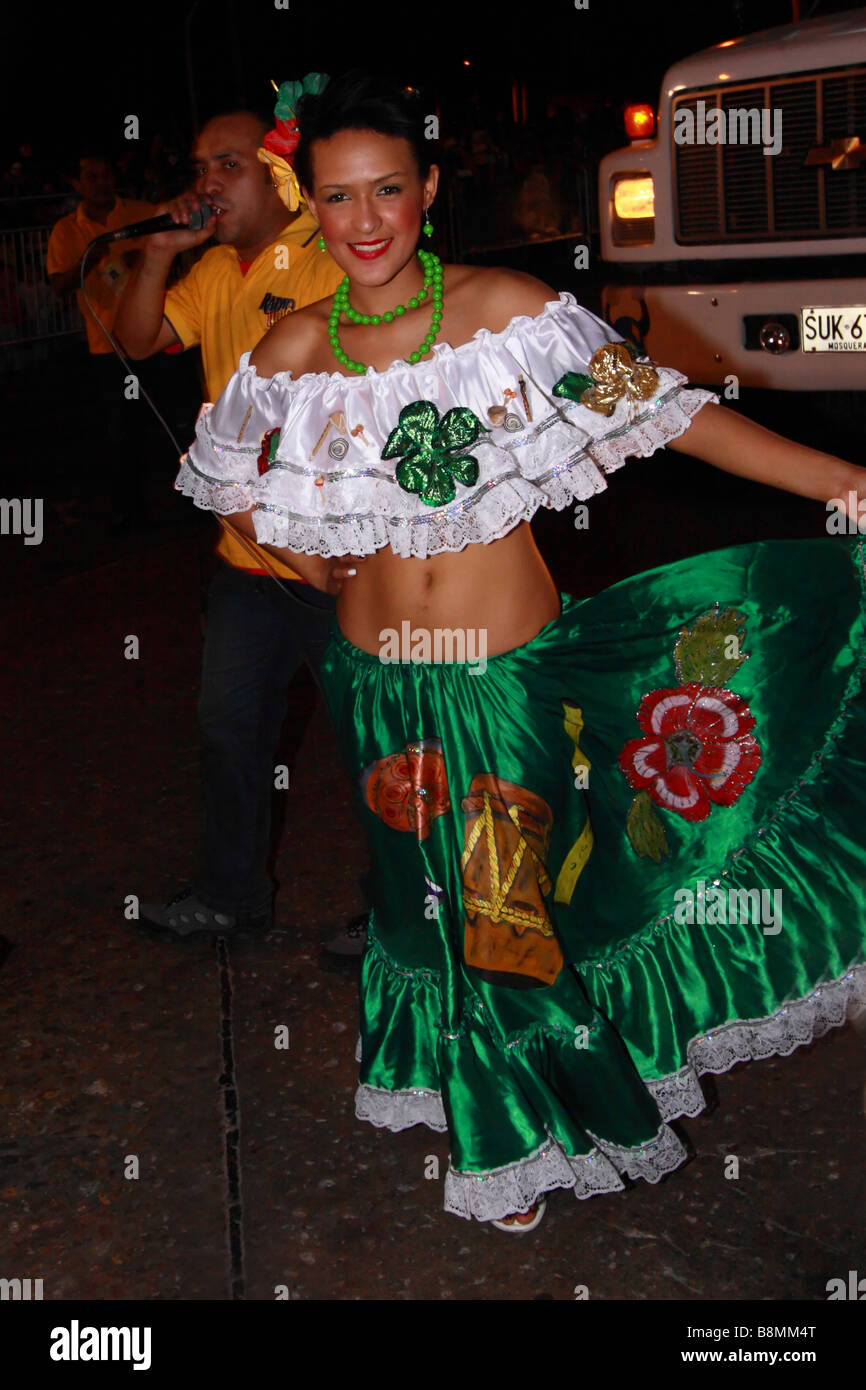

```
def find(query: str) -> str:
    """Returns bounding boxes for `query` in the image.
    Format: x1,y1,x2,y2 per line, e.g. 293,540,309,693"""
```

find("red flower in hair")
262,118,300,162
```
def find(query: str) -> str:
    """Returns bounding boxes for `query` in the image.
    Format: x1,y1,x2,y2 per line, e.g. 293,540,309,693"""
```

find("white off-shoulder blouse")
176,291,718,559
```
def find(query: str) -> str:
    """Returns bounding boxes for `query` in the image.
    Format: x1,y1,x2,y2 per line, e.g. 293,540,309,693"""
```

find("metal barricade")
0,218,206,369
0,224,84,348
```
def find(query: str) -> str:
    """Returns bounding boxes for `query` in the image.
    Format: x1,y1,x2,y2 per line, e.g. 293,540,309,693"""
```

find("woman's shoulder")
249,295,333,380
445,264,559,334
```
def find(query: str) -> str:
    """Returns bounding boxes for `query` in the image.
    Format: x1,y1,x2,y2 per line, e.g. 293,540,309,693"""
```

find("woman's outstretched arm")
666,401,863,520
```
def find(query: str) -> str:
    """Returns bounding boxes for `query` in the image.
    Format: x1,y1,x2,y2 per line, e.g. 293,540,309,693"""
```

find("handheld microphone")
88,204,216,245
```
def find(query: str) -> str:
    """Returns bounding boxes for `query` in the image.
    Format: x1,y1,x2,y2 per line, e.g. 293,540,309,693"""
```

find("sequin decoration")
257,428,280,476
620,605,762,860
382,400,484,507
553,341,660,417
361,738,451,841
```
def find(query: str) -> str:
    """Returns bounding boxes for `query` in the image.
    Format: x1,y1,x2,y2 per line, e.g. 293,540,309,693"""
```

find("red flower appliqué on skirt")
619,683,762,823
617,605,763,860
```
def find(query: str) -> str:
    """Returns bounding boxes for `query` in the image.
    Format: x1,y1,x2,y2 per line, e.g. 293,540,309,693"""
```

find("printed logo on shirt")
260,292,296,329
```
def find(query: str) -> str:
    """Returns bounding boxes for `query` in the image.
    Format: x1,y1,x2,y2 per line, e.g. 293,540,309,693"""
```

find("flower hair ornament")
257,72,329,212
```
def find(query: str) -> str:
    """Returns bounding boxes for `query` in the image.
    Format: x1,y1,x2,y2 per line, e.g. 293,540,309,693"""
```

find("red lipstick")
347,238,393,260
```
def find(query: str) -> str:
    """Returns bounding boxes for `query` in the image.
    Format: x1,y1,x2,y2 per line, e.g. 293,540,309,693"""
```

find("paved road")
2,336,864,1303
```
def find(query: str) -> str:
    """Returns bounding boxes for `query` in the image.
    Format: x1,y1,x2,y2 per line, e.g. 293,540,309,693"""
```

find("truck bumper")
601,279,866,390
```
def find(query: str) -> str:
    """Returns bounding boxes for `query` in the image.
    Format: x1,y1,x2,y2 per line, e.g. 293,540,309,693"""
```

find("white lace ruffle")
355,1082,448,1133
352,961,866,1221
175,291,718,559
646,963,866,1120
445,1123,690,1223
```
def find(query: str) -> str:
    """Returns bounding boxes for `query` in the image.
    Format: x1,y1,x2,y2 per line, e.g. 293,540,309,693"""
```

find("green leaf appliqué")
674,605,748,686
626,790,670,862
382,399,483,508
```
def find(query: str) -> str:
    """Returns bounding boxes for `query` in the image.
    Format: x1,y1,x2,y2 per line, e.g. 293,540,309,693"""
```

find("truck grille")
673,67,866,243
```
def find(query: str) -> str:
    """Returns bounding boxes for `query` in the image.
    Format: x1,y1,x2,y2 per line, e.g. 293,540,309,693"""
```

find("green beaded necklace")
328,248,444,374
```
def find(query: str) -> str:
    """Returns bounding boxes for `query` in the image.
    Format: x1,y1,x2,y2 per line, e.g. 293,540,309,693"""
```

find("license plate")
801,306,866,352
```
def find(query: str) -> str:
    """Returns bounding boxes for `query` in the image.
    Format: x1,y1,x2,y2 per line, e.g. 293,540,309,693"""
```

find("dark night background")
5,0,863,165
1,0,865,1324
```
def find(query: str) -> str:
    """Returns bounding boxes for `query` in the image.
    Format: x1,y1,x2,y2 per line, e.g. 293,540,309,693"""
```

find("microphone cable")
78,238,307,598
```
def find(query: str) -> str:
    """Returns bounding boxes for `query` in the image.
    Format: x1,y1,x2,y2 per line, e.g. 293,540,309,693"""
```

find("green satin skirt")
319,537,866,1222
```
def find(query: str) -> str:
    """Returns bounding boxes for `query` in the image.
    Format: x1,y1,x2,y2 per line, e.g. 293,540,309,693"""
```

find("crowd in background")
1,128,192,228
0,89,619,359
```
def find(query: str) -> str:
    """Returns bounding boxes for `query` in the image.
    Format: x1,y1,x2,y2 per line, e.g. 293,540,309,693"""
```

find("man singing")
115,108,366,955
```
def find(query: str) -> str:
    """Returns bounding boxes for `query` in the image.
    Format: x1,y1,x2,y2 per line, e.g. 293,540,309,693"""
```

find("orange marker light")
624,104,655,141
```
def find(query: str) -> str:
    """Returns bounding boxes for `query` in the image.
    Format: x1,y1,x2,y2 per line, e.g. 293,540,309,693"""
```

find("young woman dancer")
177,72,866,1231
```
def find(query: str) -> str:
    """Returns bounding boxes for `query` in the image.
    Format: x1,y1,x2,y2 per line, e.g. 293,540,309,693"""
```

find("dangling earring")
421,207,434,238
317,234,326,251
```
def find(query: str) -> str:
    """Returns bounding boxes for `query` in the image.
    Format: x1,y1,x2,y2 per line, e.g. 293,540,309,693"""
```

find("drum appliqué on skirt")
360,738,450,840
460,774,563,987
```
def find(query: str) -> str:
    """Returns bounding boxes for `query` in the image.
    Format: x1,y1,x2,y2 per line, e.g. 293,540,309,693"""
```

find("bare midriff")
337,520,562,657
263,267,564,656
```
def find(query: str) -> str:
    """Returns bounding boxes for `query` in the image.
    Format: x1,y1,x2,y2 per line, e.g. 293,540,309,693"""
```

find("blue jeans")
192,562,336,917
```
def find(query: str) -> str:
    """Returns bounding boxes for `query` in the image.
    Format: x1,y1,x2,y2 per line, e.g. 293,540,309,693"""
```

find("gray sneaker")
323,912,369,959
135,888,272,941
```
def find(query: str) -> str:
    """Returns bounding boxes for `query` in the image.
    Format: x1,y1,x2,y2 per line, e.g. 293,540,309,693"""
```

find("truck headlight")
611,175,655,245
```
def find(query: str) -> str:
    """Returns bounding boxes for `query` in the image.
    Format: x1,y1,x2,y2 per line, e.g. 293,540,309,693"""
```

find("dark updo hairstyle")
293,70,437,194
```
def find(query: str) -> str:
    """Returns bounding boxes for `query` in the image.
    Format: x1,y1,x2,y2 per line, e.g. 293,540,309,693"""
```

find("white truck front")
598,8,866,391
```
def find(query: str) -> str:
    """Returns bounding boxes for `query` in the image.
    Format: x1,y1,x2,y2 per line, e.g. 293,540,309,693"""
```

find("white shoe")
490,1198,547,1233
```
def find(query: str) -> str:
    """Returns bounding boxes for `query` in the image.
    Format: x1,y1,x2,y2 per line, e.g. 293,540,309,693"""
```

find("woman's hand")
305,554,366,595
216,513,367,592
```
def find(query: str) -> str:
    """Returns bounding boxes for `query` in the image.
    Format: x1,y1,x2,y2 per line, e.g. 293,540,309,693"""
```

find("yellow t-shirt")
163,208,342,577
46,197,153,354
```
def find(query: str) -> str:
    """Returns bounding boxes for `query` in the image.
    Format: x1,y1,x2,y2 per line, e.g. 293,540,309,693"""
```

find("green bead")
329,248,445,372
